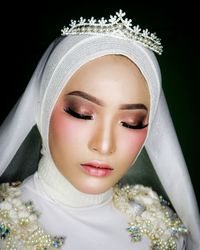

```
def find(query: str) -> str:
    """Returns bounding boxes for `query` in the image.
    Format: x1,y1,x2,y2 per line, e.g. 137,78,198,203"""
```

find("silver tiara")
61,10,163,55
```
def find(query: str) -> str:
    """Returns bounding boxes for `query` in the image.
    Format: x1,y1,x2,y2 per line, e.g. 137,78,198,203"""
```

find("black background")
1,2,199,208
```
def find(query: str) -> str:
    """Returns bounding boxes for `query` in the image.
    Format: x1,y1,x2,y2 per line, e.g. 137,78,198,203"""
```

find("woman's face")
49,55,150,194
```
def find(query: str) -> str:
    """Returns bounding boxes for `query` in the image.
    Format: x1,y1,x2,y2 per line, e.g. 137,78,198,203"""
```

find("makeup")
81,161,114,177
49,54,150,194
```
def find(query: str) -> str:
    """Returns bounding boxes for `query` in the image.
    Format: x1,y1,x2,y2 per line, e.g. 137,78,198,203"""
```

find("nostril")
92,147,98,152
88,124,116,155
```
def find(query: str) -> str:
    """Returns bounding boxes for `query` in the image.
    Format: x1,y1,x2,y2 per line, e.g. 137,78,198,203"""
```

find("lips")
80,161,113,177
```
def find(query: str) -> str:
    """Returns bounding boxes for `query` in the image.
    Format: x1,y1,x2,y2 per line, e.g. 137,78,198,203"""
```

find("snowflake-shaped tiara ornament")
61,10,163,55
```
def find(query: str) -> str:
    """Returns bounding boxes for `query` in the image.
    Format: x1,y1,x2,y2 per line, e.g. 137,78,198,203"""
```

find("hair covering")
0,14,199,250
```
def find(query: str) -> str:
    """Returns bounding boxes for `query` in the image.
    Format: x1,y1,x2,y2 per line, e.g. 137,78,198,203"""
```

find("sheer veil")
0,33,199,249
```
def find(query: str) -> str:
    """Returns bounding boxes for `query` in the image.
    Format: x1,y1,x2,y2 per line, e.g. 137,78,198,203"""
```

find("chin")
74,179,114,194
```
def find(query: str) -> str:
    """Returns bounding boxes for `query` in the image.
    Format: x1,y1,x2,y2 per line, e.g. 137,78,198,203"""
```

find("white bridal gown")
0,156,186,249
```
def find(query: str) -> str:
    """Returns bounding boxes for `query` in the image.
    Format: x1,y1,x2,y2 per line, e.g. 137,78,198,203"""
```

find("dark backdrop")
1,2,199,208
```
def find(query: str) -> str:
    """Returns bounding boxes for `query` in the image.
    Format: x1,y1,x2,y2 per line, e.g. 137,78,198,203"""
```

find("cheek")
50,109,88,149
119,128,148,157
50,114,78,144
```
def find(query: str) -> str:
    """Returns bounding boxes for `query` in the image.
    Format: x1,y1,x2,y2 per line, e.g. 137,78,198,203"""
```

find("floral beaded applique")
113,184,188,250
0,182,65,249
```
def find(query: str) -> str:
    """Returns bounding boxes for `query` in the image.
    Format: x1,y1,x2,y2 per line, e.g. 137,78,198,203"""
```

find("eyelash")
65,107,93,120
120,121,148,130
64,107,148,130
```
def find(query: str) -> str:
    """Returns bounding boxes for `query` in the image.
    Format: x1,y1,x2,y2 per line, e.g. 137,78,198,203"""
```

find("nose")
88,120,116,155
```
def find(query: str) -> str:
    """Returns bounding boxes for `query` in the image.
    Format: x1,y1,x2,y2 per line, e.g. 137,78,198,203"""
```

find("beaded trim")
61,9,163,55
113,184,188,250
0,182,188,249
0,182,65,250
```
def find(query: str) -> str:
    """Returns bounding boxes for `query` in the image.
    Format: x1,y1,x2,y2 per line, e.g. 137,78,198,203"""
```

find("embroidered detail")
0,183,65,249
113,184,188,250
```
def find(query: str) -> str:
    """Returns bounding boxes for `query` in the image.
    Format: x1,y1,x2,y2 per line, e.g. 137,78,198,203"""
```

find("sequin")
113,183,189,250
0,183,65,249
0,223,10,239
127,225,141,242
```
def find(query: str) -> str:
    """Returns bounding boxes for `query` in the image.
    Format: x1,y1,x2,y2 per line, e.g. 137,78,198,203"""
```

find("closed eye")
64,107,93,120
121,121,148,130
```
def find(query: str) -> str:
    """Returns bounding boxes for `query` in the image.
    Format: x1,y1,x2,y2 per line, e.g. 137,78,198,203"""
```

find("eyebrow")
67,91,148,111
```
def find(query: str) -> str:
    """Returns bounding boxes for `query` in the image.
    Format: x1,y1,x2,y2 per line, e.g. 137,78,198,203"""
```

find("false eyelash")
64,107,148,129
121,121,148,130
64,107,93,120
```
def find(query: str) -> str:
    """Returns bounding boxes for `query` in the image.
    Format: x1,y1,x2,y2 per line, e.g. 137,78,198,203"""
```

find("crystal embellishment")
0,183,65,249
61,9,163,55
113,184,188,250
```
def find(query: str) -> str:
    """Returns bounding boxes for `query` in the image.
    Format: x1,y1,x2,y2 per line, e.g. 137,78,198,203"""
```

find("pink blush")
120,128,148,156
50,112,80,143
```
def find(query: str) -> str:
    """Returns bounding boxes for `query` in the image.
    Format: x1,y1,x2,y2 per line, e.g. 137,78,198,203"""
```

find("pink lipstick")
80,161,113,177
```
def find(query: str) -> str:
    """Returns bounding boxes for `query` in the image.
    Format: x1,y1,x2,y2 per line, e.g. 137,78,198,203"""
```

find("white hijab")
0,32,199,249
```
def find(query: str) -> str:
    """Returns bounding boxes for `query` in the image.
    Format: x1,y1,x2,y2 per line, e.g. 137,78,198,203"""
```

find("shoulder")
0,182,65,249
113,183,188,249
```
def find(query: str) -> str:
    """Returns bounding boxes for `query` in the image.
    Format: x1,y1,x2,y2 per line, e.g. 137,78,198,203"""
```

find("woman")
0,10,199,249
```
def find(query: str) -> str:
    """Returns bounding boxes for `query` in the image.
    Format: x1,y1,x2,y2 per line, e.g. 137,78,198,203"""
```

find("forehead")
71,54,144,78
59,55,150,106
